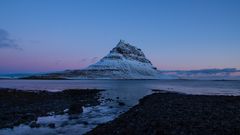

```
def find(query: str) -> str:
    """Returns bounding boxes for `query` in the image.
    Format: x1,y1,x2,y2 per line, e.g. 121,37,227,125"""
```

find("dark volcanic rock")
86,91,240,135
83,121,89,125
29,121,40,128
0,88,103,129
68,103,83,114
118,101,125,106
48,123,55,128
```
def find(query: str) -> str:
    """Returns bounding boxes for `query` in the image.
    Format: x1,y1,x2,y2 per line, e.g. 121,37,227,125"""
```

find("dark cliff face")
109,40,152,64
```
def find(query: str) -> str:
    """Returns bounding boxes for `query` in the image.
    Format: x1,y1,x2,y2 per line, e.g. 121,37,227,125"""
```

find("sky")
0,0,240,74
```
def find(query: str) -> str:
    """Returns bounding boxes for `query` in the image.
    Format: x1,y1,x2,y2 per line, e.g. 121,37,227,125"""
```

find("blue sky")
0,0,240,73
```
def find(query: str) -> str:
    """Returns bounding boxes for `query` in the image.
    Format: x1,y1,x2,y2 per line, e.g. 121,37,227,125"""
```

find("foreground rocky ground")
0,88,103,129
86,90,240,135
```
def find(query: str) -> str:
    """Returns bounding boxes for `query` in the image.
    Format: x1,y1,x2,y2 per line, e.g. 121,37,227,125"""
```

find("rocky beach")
86,90,240,135
0,88,103,129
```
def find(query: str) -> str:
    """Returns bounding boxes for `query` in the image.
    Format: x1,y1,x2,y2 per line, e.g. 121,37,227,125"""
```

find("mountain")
26,40,163,79
21,40,240,80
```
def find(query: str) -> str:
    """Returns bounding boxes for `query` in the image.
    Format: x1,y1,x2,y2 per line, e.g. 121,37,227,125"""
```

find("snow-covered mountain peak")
108,40,152,64
116,39,127,47
36,40,163,79
82,40,160,79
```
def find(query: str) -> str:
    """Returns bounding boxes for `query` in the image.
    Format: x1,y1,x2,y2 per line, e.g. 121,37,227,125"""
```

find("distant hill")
160,68,240,80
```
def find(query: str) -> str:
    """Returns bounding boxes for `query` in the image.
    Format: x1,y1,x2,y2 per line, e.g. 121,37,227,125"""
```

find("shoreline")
2,77,240,81
0,88,103,129
1,87,240,135
86,90,240,135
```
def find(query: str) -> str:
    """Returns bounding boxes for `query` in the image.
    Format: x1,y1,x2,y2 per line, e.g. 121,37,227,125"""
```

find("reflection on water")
0,80,240,135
